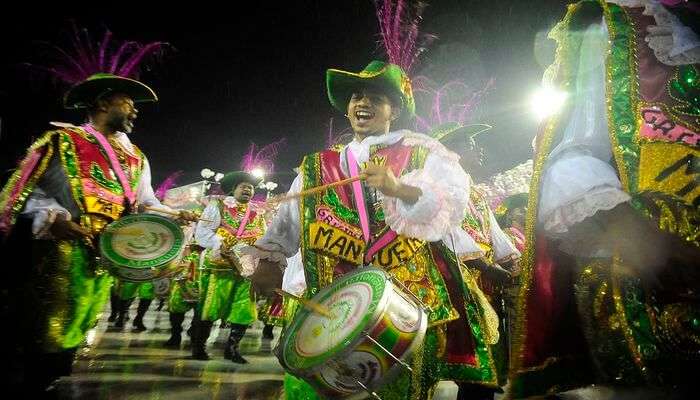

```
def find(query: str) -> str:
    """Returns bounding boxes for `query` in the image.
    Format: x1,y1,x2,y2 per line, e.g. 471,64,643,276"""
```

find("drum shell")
99,214,185,283
279,267,427,399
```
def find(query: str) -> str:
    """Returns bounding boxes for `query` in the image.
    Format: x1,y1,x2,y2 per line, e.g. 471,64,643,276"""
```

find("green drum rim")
100,214,184,269
282,267,387,371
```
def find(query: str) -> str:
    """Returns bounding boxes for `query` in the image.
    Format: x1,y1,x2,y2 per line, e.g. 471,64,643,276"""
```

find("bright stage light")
250,168,265,179
530,86,567,120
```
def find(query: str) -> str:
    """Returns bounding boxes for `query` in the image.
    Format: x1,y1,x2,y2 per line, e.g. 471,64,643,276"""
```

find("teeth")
356,111,373,119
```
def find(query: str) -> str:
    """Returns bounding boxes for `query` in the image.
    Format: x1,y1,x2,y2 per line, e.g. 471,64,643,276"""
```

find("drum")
100,214,185,282
278,266,427,399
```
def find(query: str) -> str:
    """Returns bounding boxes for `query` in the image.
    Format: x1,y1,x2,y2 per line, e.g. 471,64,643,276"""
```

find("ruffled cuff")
384,169,456,242
637,0,700,65
33,208,72,239
282,252,306,296
238,243,290,276
542,185,631,234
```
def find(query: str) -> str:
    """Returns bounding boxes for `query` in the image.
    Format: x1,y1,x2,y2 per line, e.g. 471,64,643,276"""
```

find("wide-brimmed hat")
63,73,158,109
326,60,415,116
219,171,263,194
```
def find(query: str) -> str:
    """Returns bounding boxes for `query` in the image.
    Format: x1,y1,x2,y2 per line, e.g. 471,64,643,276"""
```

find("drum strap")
346,149,371,243
236,206,252,238
83,124,136,206
364,229,397,263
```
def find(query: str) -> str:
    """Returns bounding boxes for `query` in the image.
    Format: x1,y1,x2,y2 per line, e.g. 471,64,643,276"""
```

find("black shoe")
262,324,274,340
224,342,248,363
225,324,248,364
132,299,151,332
164,334,182,348
229,350,248,364
132,320,147,332
192,348,210,360
457,383,495,400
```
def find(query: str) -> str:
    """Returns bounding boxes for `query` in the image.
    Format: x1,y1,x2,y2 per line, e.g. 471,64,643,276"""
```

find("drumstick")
143,206,215,223
268,174,366,204
275,289,335,319
103,227,146,236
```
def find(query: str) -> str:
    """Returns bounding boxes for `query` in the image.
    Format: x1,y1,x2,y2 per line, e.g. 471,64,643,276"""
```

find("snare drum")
278,266,427,399
100,214,185,282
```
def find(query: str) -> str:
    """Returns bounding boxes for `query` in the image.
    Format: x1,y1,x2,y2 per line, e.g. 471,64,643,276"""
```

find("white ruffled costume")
537,0,699,256
244,129,485,281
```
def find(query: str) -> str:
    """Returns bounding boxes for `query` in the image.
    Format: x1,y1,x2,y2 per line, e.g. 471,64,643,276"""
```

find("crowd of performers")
1,0,699,399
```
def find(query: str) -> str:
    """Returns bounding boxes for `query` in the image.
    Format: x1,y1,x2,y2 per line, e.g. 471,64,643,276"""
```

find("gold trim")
602,2,640,192
611,254,647,378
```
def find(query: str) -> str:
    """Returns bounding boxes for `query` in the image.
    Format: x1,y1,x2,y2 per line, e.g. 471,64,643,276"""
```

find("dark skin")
251,88,423,296
347,89,422,204
50,93,196,240
233,182,255,204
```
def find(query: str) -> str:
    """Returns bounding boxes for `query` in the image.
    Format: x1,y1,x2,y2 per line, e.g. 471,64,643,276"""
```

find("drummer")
0,70,196,392
190,171,266,362
244,61,500,399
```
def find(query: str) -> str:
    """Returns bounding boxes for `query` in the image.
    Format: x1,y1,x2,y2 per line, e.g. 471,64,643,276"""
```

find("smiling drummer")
243,61,501,400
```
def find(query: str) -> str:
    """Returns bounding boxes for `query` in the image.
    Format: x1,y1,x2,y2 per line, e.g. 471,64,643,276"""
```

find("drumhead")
100,214,184,269
281,267,389,372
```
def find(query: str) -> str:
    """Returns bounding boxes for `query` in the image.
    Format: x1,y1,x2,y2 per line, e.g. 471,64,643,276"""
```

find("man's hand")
363,162,421,204
49,215,91,240
250,259,283,297
177,210,199,223
470,258,512,284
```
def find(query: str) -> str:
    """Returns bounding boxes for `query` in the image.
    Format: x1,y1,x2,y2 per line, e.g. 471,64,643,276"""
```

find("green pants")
198,270,256,324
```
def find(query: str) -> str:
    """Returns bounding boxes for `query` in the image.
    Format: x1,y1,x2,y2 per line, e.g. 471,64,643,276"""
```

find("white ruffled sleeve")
539,22,631,235
383,134,470,242
488,209,521,262
22,187,72,239
281,251,306,296
241,173,303,270
194,200,222,253
136,158,178,216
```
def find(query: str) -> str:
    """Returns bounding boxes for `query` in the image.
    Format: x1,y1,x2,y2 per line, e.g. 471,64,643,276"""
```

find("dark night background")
0,1,569,192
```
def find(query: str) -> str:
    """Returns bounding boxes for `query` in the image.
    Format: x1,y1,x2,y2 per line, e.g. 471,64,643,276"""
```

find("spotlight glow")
530,86,567,120
250,168,265,179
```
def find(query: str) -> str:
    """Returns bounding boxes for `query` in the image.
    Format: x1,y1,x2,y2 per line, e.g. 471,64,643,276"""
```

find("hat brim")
63,76,158,109
326,67,414,116
219,172,263,194
433,123,492,142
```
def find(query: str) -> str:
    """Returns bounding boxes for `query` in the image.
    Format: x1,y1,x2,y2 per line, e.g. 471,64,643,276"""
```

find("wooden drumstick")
143,206,215,223
275,289,335,319
267,174,366,204
103,227,146,236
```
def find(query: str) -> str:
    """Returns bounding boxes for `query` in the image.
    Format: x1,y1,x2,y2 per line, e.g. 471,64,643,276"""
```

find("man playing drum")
190,171,266,362
0,68,195,393
246,60,503,400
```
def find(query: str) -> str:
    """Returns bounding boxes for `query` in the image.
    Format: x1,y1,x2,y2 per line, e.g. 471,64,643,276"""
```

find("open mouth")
354,109,375,123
